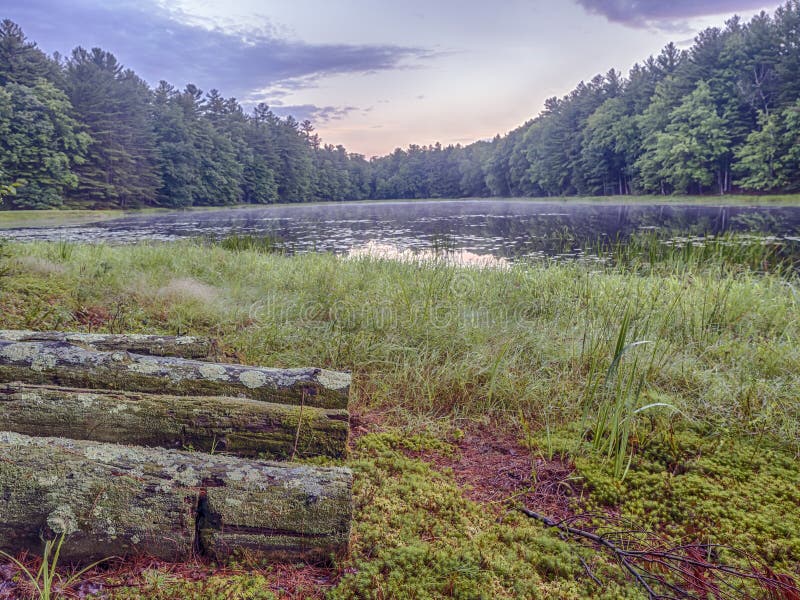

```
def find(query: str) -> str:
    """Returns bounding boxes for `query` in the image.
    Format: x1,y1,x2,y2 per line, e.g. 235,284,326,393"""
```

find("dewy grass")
0,239,797,443
0,239,798,596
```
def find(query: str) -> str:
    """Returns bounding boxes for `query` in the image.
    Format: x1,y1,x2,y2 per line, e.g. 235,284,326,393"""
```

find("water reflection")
2,200,800,261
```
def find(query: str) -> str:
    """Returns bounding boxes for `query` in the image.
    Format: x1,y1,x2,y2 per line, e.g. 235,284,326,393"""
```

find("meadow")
0,235,798,598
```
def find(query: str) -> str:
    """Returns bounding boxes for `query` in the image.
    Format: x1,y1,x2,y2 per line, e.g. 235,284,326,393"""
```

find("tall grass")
0,239,797,451
598,230,800,276
0,533,110,600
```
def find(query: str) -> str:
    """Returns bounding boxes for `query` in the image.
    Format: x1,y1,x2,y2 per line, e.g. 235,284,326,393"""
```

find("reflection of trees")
95,201,800,258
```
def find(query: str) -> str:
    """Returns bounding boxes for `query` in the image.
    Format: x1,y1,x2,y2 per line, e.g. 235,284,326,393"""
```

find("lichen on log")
0,329,215,359
0,383,348,458
0,432,352,564
0,340,350,409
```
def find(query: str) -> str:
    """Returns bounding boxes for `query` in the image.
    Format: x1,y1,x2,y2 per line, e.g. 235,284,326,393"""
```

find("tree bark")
0,330,216,360
0,432,352,564
0,340,349,409
0,383,348,459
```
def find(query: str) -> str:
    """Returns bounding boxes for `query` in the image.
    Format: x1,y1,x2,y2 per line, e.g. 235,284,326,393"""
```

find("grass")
0,533,110,600
0,238,798,597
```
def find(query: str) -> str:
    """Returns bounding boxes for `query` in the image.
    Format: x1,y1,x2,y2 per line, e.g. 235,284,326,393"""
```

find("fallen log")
0,340,349,409
0,383,348,458
0,432,352,564
0,329,215,359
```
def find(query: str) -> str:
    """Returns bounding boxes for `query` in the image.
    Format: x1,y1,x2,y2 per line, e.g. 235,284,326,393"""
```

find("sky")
2,0,782,157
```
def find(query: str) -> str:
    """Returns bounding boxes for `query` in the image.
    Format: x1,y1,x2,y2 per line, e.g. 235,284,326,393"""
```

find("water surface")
2,200,799,261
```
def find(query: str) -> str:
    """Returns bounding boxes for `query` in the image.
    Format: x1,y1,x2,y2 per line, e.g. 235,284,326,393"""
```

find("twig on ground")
518,507,800,600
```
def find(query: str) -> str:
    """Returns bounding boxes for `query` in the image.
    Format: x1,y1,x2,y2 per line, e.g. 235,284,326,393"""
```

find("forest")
1,1,800,209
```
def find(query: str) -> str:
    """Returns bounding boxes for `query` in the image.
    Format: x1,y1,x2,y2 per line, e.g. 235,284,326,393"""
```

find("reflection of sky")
4,0,778,156
2,201,799,261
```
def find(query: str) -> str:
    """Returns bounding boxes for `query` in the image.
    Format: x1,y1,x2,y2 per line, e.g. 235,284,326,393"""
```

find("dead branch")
518,507,800,600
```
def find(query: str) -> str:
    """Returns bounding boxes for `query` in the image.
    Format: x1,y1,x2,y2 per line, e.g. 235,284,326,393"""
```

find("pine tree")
65,47,160,208
0,20,59,87
734,110,788,191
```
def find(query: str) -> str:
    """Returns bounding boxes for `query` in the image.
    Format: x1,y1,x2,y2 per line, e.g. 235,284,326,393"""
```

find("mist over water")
2,200,800,261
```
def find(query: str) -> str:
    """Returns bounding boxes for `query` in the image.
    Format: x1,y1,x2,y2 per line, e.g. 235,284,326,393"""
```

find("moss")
109,573,280,600
541,427,800,573
328,431,642,599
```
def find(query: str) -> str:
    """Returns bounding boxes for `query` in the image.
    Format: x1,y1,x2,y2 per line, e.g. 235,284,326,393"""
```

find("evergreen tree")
734,110,789,190
65,48,160,207
0,20,59,87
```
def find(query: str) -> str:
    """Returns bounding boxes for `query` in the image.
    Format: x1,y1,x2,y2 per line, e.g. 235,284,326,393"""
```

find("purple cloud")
2,0,432,100
271,104,360,124
575,0,774,29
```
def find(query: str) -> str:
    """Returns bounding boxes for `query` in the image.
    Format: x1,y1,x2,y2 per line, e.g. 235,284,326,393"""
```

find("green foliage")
0,80,89,208
735,101,800,192
213,234,284,254
0,19,60,87
566,428,800,572
110,573,279,599
637,81,731,194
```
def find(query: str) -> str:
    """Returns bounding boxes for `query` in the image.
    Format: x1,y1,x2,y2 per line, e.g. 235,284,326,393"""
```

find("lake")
2,199,800,261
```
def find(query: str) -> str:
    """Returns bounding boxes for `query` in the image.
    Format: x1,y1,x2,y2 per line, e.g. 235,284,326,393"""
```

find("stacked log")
0,339,349,408
0,331,353,564
0,330,216,359
0,432,352,563
0,383,349,458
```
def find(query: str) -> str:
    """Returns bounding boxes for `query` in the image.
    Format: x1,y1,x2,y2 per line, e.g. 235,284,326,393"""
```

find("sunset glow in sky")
4,0,780,156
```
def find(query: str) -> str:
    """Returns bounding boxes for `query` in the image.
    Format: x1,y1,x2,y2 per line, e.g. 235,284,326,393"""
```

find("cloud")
3,0,433,100
575,0,773,29
271,104,359,124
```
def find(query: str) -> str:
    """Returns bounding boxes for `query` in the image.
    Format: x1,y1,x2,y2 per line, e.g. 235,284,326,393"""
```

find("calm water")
2,200,800,261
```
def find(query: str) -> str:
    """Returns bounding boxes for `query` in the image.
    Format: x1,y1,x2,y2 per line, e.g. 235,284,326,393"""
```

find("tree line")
1,2,800,209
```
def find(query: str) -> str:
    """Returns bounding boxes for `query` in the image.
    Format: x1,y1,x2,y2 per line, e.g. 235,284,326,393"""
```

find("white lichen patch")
30,353,57,372
0,330,30,341
317,369,351,392
239,370,268,389
78,393,97,408
110,403,129,415
164,464,201,487
0,431,29,445
47,505,78,535
199,363,229,382
225,497,243,507
0,342,41,362
84,444,127,463
37,474,60,487
127,360,163,375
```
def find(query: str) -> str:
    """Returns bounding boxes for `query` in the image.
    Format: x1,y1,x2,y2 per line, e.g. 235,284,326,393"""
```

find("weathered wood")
0,330,215,359
0,383,348,458
0,432,352,564
0,340,350,409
